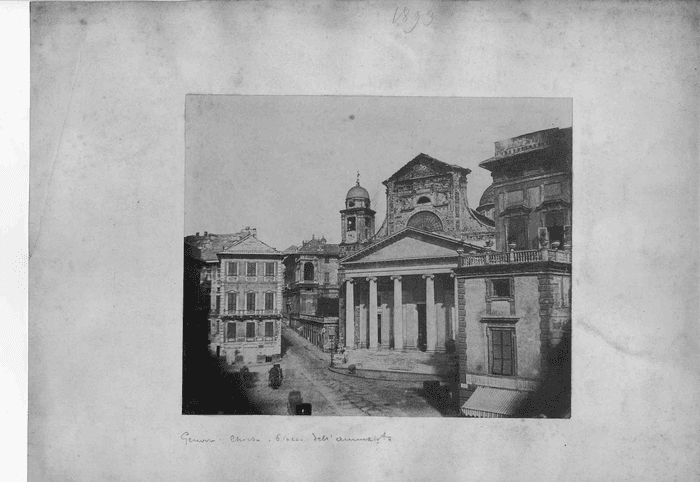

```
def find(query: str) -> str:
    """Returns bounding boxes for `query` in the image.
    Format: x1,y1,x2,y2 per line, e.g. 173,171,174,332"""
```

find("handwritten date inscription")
393,6,434,34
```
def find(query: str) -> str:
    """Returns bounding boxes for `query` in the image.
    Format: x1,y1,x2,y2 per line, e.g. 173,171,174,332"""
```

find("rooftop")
287,235,341,256
184,227,280,261
479,127,572,170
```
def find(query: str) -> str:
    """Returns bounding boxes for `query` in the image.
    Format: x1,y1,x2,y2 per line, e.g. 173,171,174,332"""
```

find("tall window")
347,216,356,231
490,328,515,376
215,295,221,313
506,215,529,250
247,262,257,276
324,272,330,284
265,292,275,311
227,292,237,312
246,292,256,312
227,322,237,341
227,261,237,276
246,322,256,339
265,321,274,338
545,211,565,247
265,262,275,276
304,262,315,281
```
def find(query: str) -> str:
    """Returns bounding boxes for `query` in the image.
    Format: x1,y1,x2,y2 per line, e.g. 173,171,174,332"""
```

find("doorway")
377,313,382,346
417,304,427,352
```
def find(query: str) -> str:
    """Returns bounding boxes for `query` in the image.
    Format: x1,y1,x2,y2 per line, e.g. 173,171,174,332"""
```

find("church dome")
478,184,495,208
346,184,370,200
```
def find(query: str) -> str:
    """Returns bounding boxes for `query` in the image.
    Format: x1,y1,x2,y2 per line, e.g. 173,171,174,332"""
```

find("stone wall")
458,273,544,391
538,272,572,374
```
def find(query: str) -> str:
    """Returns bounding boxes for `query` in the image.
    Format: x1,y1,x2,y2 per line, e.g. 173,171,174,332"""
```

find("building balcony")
458,248,571,267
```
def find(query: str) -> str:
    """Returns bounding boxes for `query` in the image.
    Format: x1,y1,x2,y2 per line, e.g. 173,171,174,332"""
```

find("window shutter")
492,331,503,374
501,330,513,375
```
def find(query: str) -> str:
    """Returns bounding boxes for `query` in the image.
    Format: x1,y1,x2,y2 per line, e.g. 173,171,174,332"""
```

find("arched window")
407,211,444,232
417,196,431,204
304,262,315,281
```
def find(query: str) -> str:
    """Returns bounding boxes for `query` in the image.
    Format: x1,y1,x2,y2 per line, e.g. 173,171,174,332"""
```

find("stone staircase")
334,348,458,379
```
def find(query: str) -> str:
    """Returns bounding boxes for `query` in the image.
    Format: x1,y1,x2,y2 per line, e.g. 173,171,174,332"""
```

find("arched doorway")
407,211,444,233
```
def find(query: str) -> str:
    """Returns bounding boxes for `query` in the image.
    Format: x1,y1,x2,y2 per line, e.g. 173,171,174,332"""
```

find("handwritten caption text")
181,432,392,446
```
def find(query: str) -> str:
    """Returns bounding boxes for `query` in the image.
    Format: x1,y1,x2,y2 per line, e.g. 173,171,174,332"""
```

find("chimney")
195,232,200,237
204,231,208,236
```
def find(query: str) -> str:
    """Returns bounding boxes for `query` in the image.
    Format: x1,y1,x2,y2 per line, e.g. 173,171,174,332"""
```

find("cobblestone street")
237,327,458,417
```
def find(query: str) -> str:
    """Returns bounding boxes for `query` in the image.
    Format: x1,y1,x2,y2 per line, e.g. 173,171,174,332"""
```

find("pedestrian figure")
239,365,250,388
268,364,282,389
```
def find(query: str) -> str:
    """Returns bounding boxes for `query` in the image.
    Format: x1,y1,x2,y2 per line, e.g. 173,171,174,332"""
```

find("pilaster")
423,274,437,353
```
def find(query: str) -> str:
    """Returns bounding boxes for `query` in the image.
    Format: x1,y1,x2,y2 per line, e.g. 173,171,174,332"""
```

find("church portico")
335,156,493,373
340,227,484,359
343,271,457,354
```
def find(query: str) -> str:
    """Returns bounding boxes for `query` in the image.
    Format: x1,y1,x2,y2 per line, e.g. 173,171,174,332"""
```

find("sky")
185,96,571,251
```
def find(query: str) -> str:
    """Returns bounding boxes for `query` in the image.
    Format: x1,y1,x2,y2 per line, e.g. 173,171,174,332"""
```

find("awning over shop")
460,387,529,418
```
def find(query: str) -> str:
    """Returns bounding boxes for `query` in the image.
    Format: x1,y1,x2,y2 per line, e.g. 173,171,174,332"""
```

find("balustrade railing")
512,249,540,263
219,309,281,316
459,248,571,267
489,253,510,264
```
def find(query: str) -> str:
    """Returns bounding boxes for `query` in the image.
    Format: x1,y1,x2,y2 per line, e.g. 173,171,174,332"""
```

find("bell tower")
340,173,376,255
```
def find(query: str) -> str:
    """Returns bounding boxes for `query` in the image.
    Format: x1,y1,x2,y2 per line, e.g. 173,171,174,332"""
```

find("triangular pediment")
383,153,471,184
342,227,479,264
220,235,278,254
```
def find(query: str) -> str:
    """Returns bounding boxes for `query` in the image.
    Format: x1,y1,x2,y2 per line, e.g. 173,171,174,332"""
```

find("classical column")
381,279,391,350
391,276,404,351
345,279,355,350
359,283,367,349
451,273,457,340
368,277,378,350
423,274,437,353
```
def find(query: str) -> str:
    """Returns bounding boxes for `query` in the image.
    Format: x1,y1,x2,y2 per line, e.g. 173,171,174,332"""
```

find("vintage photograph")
183,96,572,418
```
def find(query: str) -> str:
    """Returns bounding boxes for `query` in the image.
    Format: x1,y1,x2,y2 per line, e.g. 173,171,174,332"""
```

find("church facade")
338,154,495,353
378,153,494,244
